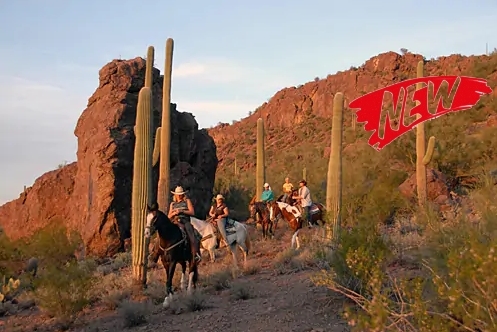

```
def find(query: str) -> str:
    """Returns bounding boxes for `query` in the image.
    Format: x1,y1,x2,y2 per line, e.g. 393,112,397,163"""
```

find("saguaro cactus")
415,60,436,206
144,46,154,89
326,93,344,243
131,87,153,286
302,166,307,181
157,38,174,213
256,118,266,200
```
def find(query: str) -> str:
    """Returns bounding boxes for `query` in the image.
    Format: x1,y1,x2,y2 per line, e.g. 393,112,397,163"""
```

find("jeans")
217,218,229,245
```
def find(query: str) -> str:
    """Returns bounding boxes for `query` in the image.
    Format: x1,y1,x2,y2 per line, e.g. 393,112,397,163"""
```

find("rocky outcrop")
0,58,218,258
398,169,451,208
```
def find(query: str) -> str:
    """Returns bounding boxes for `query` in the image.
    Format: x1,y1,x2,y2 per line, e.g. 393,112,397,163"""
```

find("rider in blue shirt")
261,183,274,203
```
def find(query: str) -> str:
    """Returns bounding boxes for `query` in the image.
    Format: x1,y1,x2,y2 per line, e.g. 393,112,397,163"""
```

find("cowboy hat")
216,194,224,200
170,186,187,195
263,183,270,188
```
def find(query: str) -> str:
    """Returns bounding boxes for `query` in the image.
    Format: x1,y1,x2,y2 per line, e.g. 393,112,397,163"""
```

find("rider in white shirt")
293,179,313,227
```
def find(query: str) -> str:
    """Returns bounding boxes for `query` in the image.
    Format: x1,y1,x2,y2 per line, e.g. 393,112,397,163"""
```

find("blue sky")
0,0,496,204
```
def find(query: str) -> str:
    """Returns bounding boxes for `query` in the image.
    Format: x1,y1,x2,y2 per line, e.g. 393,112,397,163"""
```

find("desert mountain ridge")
208,50,496,167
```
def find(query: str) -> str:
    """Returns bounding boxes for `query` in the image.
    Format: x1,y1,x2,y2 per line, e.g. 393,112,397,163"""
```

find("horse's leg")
162,260,177,308
262,221,267,240
269,220,274,239
187,259,196,295
230,243,239,270
209,248,216,263
291,230,298,249
180,261,187,292
238,243,248,267
295,229,301,249
191,261,199,292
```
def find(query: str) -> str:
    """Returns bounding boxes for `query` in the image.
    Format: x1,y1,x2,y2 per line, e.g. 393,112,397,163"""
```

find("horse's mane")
190,217,210,233
153,211,180,238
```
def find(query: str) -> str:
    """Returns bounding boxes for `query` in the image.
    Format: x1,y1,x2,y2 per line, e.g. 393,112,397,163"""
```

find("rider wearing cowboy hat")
209,194,230,246
261,183,274,203
168,186,201,262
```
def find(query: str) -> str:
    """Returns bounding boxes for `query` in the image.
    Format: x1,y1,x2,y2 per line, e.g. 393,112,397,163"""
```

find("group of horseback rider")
149,177,314,264
260,178,314,226
149,186,233,265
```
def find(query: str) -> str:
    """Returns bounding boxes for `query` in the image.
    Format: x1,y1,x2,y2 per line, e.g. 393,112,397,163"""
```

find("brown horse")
277,190,326,227
248,196,274,239
268,200,303,249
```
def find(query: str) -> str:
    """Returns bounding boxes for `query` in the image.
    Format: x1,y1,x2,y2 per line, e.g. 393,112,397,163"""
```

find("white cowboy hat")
216,194,224,200
171,186,187,195
264,183,269,187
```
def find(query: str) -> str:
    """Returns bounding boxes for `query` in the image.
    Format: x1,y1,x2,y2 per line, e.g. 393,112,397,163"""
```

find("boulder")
398,168,451,203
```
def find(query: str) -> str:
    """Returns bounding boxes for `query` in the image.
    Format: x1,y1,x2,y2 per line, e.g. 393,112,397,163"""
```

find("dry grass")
203,268,233,291
242,261,261,275
117,300,149,327
168,290,210,314
230,282,254,300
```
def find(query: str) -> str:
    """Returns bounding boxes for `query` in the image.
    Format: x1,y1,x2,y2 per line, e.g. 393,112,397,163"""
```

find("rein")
146,217,188,253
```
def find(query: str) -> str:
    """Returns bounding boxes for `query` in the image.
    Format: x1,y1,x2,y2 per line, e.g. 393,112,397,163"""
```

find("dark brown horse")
268,200,303,249
145,204,198,309
248,196,274,239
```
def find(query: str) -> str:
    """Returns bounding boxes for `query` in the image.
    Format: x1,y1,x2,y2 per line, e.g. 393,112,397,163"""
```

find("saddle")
210,218,237,236
309,204,320,215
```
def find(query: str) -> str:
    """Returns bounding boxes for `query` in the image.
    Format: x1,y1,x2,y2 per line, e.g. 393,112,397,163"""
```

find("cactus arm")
326,92,344,243
422,136,436,165
152,127,161,167
131,87,153,287
303,166,307,181
157,38,174,213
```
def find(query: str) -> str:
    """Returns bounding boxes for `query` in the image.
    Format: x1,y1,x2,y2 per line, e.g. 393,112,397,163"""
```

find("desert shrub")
24,225,95,320
118,300,148,327
320,222,392,295
24,223,81,265
33,260,95,320
203,268,233,291
315,173,497,331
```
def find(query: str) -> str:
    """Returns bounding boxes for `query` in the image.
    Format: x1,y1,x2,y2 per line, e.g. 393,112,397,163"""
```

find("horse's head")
145,202,160,238
248,195,258,219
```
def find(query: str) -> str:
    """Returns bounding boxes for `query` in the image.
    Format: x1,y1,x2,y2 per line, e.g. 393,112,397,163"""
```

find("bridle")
146,210,187,253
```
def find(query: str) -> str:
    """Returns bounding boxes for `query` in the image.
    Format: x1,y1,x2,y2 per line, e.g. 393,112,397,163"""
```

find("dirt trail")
2,223,350,332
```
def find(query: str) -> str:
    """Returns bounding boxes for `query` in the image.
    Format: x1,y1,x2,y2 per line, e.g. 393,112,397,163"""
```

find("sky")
0,0,496,204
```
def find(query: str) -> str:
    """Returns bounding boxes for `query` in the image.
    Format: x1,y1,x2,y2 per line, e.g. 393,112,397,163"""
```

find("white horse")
190,217,251,268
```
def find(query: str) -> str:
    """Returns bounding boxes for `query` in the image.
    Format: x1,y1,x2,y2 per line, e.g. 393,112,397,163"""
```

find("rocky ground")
0,222,350,332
